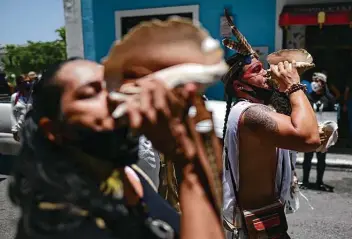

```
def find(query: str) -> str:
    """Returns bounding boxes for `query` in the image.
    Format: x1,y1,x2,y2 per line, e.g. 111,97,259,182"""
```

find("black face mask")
239,80,291,115
67,126,139,167
21,81,33,91
239,80,274,104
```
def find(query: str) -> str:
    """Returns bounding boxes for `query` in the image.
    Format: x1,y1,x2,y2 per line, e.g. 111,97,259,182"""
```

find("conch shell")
267,49,315,75
316,121,338,153
103,16,226,92
266,49,314,88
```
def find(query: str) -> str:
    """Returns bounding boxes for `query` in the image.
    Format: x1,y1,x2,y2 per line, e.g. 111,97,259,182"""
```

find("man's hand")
270,61,300,92
119,79,197,160
319,128,328,144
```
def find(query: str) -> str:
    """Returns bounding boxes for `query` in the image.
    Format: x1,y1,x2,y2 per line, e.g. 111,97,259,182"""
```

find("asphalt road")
287,167,352,239
0,177,19,239
0,168,352,239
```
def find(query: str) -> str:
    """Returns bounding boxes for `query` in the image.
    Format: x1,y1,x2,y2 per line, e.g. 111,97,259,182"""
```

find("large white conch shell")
267,49,315,75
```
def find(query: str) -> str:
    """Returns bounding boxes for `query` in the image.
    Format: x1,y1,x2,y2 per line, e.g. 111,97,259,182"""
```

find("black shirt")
307,88,335,111
15,169,180,239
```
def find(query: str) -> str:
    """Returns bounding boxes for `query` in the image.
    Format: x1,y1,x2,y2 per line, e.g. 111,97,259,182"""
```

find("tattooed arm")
241,90,320,152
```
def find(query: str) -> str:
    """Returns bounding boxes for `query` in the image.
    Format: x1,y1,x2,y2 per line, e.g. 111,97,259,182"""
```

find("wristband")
284,83,307,96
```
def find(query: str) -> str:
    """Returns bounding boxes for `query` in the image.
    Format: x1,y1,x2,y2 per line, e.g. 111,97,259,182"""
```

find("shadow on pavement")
299,182,335,193
327,177,352,195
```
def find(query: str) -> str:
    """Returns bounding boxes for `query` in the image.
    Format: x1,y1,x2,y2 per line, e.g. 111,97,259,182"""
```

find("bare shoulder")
241,104,278,132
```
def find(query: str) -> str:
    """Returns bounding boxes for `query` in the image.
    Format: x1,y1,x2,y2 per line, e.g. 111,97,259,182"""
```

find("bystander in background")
302,72,336,191
10,74,34,141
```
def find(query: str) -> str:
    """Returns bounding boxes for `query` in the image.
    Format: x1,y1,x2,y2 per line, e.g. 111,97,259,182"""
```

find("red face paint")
242,61,263,80
241,60,268,89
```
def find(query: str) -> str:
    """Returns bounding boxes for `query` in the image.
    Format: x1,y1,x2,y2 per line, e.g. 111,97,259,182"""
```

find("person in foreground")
221,11,320,239
8,58,202,239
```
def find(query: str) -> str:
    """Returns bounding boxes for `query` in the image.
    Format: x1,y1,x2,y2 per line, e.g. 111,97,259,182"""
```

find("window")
115,5,199,40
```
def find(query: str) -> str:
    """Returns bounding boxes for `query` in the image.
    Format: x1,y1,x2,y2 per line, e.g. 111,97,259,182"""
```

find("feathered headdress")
222,9,258,59
221,9,259,88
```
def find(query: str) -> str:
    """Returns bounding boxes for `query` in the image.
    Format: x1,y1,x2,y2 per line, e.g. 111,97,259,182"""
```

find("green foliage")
56,26,66,42
1,27,67,77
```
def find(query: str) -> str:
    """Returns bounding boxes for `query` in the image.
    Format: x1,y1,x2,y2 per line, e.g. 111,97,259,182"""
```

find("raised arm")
240,61,320,152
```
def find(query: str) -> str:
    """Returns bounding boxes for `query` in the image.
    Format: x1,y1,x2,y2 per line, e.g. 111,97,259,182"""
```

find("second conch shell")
103,16,228,118
103,16,226,92
103,17,226,230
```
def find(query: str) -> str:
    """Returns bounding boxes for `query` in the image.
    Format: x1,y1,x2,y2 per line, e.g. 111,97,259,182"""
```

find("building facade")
64,0,352,100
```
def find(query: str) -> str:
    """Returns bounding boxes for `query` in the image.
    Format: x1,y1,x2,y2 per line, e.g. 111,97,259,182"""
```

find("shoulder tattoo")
243,105,278,132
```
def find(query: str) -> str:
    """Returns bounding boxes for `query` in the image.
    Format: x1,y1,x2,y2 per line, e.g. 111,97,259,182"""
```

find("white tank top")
222,101,292,225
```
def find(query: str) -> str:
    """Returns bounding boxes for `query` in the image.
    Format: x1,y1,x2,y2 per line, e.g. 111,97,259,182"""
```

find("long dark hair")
222,54,246,140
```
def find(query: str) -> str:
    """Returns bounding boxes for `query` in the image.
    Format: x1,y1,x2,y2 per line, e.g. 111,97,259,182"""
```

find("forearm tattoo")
243,105,279,132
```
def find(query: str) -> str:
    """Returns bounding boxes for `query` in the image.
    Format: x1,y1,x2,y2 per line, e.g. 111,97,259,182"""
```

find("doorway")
304,25,352,87
303,25,352,140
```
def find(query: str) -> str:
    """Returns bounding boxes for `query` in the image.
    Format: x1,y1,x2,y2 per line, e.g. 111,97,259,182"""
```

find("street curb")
296,157,352,169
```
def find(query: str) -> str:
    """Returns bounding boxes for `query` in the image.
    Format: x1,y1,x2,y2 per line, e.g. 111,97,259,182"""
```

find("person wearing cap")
302,72,336,191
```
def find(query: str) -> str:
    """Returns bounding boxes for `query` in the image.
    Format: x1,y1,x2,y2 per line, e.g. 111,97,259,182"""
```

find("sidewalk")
296,152,352,169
